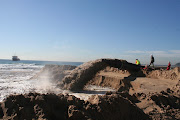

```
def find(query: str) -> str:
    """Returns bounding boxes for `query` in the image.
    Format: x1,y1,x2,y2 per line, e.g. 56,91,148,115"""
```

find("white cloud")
126,50,146,54
169,50,180,54
126,50,166,54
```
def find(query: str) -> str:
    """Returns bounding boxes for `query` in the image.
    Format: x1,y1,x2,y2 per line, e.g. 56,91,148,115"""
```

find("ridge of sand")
59,59,143,91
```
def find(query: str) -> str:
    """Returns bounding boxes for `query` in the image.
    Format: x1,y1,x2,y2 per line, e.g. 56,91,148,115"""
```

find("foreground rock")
0,93,149,120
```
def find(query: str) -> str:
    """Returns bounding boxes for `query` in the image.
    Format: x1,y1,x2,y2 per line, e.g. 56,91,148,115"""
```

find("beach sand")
0,59,179,120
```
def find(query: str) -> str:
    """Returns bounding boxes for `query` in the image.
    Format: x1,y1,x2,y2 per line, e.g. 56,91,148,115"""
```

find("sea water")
0,59,115,102
0,59,83,102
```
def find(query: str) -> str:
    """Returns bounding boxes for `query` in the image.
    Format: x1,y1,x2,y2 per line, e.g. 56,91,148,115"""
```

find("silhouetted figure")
149,55,154,68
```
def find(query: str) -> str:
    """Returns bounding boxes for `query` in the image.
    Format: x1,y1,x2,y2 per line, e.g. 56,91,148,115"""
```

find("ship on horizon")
12,56,20,61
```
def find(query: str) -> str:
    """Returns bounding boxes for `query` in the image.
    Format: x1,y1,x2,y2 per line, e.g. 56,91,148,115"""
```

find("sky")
0,0,180,65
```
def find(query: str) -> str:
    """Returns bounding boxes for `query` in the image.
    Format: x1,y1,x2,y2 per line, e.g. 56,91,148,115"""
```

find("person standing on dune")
167,61,171,70
149,55,155,68
136,59,141,65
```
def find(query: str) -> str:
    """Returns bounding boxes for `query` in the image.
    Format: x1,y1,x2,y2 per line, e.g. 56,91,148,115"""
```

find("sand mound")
172,80,180,95
33,59,179,95
147,67,180,80
135,87,180,120
59,59,143,91
0,92,149,120
33,60,180,93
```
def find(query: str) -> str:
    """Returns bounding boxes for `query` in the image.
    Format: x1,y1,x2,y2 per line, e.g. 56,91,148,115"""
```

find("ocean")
0,59,83,102
0,59,83,66
0,59,114,101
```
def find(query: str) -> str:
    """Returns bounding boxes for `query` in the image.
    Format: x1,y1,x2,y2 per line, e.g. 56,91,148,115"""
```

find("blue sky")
0,0,180,64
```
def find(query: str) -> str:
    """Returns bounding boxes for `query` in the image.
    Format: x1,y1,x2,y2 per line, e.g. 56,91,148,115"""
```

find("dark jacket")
151,56,154,63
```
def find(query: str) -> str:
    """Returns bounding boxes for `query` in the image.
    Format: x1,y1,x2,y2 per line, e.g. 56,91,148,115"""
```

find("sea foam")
0,63,43,101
